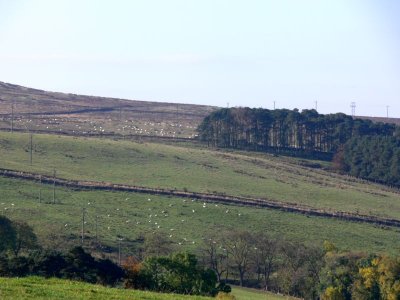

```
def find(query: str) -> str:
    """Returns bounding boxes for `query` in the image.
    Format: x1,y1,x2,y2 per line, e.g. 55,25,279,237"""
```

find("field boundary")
1,168,400,228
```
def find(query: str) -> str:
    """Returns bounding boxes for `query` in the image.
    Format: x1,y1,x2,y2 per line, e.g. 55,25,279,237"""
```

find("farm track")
1,167,400,228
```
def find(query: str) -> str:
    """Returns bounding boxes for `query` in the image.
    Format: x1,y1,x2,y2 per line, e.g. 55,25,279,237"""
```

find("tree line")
0,215,225,297
127,230,400,299
198,107,400,186
2,215,400,299
334,136,400,186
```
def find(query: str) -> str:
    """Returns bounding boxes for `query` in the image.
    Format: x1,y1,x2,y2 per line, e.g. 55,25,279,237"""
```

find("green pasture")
232,286,297,300
0,277,211,300
0,176,399,254
0,132,399,219
0,277,296,300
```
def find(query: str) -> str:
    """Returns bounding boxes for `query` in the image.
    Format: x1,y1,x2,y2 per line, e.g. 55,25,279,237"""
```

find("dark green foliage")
198,108,396,156
199,107,400,186
6,256,31,277
0,216,39,257
32,250,68,278
137,252,219,296
96,258,125,286
0,215,16,253
216,282,232,293
12,221,40,256
341,136,400,186
0,256,9,276
62,246,98,283
0,245,124,287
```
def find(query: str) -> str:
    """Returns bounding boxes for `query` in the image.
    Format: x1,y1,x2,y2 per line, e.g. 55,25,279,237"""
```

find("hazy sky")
0,0,399,117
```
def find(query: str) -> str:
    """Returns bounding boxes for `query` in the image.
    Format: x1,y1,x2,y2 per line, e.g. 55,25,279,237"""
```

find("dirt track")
1,167,400,228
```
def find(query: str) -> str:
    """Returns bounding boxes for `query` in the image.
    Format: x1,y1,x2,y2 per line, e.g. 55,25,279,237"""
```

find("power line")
350,102,356,117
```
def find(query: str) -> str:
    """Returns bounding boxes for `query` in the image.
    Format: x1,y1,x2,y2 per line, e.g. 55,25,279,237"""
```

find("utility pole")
273,101,276,110
81,208,86,245
315,101,318,111
386,106,389,119
11,102,14,133
53,169,56,204
29,133,33,165
351,102,356,117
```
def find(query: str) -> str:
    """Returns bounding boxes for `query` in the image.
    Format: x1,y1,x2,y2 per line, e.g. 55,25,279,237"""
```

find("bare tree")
201,237,229,283
253,234,279,290
142,232,174,258
223,230,254,286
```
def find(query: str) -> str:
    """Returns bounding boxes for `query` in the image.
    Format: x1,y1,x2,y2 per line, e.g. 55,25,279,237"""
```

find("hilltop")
1,81,399,139
0,81,216,138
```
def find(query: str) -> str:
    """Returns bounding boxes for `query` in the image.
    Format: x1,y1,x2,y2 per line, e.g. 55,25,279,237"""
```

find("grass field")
0,277,295,300
1,176,399,254
0,132,400,220
231,286,296,300
0,277,211,300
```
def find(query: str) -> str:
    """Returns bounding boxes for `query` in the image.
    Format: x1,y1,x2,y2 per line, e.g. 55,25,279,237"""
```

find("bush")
131,252,218,296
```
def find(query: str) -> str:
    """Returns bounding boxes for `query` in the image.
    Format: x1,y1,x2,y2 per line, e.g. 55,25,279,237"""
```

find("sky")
0,0,399,117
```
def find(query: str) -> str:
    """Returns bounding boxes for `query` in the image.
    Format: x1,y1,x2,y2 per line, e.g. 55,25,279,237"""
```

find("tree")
201,236,229,283
12,221,39,256
223,231,254,286
252,234,279,290
123,256,149,289
319,251,365,300
32,250,68,278
62,246,97,283
376,256,400,299
0,216,16,253
96,258,125,286
140,252,218,296
143,232,174,258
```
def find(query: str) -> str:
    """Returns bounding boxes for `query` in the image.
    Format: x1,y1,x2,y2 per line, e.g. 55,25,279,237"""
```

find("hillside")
0,277,211,300
1,131,400,220
1,82,399,140
357,115,400,126
0,81,216,138
0,277,293,300
0,132,400,255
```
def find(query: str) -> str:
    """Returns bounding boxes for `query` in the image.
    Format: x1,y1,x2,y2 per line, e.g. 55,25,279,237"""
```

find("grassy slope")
232,286,297,300
1,176,399,254
0,81,215,139
0,132,400,219
0,277,211,300
0,277,293,300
